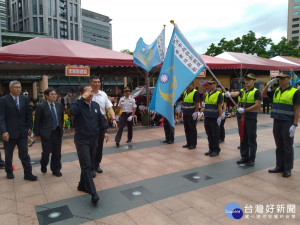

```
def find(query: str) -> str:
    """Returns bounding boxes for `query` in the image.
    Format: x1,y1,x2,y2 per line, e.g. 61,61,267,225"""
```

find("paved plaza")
0,114,300,225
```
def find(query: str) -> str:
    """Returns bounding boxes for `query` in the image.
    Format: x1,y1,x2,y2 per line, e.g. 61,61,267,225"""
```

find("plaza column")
124,76,127,88
32,82,38,100
41,75,48,91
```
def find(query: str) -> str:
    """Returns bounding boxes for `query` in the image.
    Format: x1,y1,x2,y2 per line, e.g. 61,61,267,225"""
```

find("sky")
81,0,288,54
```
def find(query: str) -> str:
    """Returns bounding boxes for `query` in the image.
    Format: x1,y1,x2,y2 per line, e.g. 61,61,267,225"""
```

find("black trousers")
183,113,197,146
115,113,133,143
273,119,294,171
204,118,220,153
238,118,257,161
163,119,174,141
40,128,62,173
263,98,270,113
75,137,98,195
4,136,32,175
94,128,105,170
219,118,226,141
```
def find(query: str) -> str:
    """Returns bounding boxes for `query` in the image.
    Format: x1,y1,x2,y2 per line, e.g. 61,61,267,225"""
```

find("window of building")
54,19,57,38
32,0,37,15
59,0,67,20
39,0,43,15
293,24,300,28
60,21,68,39
294,0,300,2
19,21,23,31
12,3,16,22
48,18,52,35
39,17,43,33
69,2,73,21
292,30,299,34
293,5,300,10
18,0,22,20
33,17,38,32
48,0,51,16
293,11,300,16
292,36,299,40
293,17,300,22
23,0,27,17
70,23,73,40
52,0,57,17
75,24,78,40
74,4,78,22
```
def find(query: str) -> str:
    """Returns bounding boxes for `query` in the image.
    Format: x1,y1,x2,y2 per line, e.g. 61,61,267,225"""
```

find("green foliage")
270,37,300,58
120,49,133,55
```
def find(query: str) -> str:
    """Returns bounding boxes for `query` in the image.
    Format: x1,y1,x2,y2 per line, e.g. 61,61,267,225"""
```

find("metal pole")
0,19,2,47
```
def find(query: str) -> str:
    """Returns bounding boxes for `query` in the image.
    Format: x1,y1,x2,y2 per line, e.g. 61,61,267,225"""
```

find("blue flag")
289,70,300,87
133,29,165,72
149,24,206,127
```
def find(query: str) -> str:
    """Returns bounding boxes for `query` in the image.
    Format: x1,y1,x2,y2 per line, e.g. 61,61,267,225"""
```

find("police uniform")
204,84,222,157
115,92,137,145
237,74,262,166
219,93,227,143
182,88,200,149
163,119,174,144
268,72,300,177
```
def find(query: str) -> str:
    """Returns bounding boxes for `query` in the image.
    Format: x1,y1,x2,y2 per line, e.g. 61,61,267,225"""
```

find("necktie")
14,97,19,110
50,103,57,129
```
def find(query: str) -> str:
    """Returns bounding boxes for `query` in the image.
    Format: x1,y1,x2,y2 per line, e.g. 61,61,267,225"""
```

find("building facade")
7,0,82,40
81,9,112,49
0,0,8,31
288,0,300,42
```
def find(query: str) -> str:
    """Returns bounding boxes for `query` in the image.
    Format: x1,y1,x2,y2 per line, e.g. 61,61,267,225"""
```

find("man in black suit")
34,88,64,177
0,81,37,181
71,85,108,203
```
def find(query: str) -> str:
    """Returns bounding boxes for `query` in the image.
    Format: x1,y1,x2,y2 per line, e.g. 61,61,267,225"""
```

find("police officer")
225,73,262,166
70,85,108,203
262,71,300,178
115,87,137,147
182,82,200,150
203,79,223,157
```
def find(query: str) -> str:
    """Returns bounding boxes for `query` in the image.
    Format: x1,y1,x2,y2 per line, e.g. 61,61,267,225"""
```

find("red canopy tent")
216,52,300,71
270,56,300,66
0,37,135,67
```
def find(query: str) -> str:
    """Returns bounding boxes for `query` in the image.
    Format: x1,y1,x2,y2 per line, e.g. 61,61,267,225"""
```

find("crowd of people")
0,70,299,205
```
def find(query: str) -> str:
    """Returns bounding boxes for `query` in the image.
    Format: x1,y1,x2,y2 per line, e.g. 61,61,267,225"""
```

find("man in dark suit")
34,88,64,177
0,81,37,181
71,85,108,203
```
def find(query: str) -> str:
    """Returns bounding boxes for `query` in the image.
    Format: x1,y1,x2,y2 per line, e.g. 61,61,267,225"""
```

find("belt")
122,112,132,114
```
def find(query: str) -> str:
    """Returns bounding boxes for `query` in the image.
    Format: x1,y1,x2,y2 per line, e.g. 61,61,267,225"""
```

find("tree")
270,37,300,58
205,31,272,58
120,49,133,55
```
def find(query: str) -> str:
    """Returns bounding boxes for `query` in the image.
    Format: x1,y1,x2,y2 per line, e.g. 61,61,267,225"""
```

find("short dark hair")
79,85,90,93
89,75,100,83
44,87,56,96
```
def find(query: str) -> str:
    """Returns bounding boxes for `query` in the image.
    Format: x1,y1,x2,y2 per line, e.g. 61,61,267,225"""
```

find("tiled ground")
0,114,299,225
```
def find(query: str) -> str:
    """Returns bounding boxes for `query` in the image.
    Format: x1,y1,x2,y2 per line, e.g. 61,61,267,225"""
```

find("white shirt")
92,90,113,115
118,96,137,112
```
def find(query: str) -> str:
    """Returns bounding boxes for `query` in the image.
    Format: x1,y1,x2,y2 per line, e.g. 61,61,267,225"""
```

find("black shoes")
236,159,248,164
282,170,291,178
24,173,37,181
188,145,196,150
96,166,103,173
52,171,62,177
77,184,89,193
162,140,169,143
126,140,132,143
28,141,36,147
116,142,120,147
41,166,47,174
205,151,213,156
91,193,99,203
268,167,284,173
168,141,174,144
91,170,96,178
218,139,224,143
7,172,14,179
182,144,189,148
0,161,5,169
209,152,219,157
247,161,255,167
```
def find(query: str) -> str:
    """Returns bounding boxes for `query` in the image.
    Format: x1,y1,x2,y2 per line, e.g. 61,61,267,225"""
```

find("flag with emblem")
289,70,300,87
133,28,165,72
149,23,206,127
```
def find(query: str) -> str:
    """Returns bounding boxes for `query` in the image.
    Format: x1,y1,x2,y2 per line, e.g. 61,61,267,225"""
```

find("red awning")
270,56,300,66
200,54,241,69
216,52,300,71
0,37,135,67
